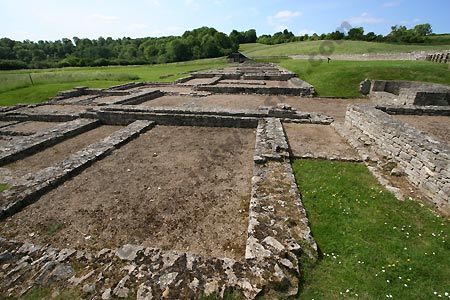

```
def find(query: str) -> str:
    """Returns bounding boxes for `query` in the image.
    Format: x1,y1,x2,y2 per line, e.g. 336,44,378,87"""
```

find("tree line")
0,23,440,70
0,27,259,70
257,23,434,45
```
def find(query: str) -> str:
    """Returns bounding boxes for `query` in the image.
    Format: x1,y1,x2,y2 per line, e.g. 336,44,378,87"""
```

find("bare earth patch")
4,126,122,178
0,126,255,260
139,94,370,122
2,121,63,134
394,115,450,145
284,123,359,160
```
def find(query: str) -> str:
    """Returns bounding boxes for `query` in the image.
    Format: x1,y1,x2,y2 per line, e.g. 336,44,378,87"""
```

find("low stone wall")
368,80,450,106
105,82,146,91
345,104,450,213
197,85,314,97
372,80,450,95
110,90,164,106
0,120,155,220
377,105,450,116
242,74,294,81
0,238,268,300
246,118,318,296
0,118,318,299
0,119,99,166
424,52,450,63
52,86,131,102
0,107,82,122
86,106,332,128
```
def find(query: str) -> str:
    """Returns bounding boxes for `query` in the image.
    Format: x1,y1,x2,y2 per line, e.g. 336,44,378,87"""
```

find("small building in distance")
227,52,251,63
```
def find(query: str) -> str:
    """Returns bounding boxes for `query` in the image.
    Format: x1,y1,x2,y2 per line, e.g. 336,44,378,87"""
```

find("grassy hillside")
0,58,227,106
240,40,450,57
279,59,450,97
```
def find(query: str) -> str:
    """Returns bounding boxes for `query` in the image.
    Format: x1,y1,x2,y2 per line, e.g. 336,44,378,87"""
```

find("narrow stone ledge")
0,120,155,221
246,117,318,297
0,119,100,166
254,118,290,163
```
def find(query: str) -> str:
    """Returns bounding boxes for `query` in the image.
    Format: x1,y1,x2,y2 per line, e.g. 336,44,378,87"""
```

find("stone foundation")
367,80,450,106
345,104,450,213
0,118,317,299
0,120,155,220
0,119,99,166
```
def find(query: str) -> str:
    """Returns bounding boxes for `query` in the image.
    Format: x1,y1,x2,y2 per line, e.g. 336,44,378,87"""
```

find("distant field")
0,59,228,106
279,59,450,97
240,40,450,57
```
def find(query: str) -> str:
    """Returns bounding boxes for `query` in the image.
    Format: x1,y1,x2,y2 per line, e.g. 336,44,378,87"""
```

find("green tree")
348,27,364,40
414,23,432,36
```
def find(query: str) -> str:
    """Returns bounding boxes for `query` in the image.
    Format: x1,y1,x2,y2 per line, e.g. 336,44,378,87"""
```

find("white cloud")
128,23,149,30
267,10,302,30
87,14,119,23
346,12,384,25
382,1,401,7
146,0,161,6
184,0,200,10
399,18,421,25
298,28,317,36
273,10,302,22
148,26,185,37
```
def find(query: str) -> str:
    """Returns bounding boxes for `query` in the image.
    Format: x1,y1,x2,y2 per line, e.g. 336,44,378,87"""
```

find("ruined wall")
345,104,450,213
369,80,450,106
424,52,450,63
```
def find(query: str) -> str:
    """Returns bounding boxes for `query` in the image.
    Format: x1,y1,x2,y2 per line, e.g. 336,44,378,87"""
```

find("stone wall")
197,85,314,97
377,105,450,116
424,52,450,63
345,104,450,213
83,105,332,128
368,80,450,106
0,120,155,220
0,118,318,299
0,119,99,166
371,80,450,95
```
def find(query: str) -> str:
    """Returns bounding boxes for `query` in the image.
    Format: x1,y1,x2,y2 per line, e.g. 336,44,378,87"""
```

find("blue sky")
1,0,449,41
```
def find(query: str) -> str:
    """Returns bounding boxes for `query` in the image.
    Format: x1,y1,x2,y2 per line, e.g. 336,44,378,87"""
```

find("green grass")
292,159,450,300
0,58,228,106
0,183,9,192
279,59,450,97
4,286,82,300
240,40,450,57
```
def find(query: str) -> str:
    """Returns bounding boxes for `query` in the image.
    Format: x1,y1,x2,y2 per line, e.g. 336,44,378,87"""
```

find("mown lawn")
0,58,228,106
279,59,450,97
293,159,450,300
240,40,450,57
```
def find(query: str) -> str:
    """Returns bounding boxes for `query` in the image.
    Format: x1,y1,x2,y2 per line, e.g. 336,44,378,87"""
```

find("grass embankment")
293,160,450,300
240,40,450,57
279,59,450,97
0,183,9,192
0,58,228,106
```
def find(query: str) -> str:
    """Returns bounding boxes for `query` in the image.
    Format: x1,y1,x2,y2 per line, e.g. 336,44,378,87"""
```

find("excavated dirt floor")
0,126,255,261
139,94,370,121
284,123,359,159
1,121,64,134
3,126,122,178
394,115,450,145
